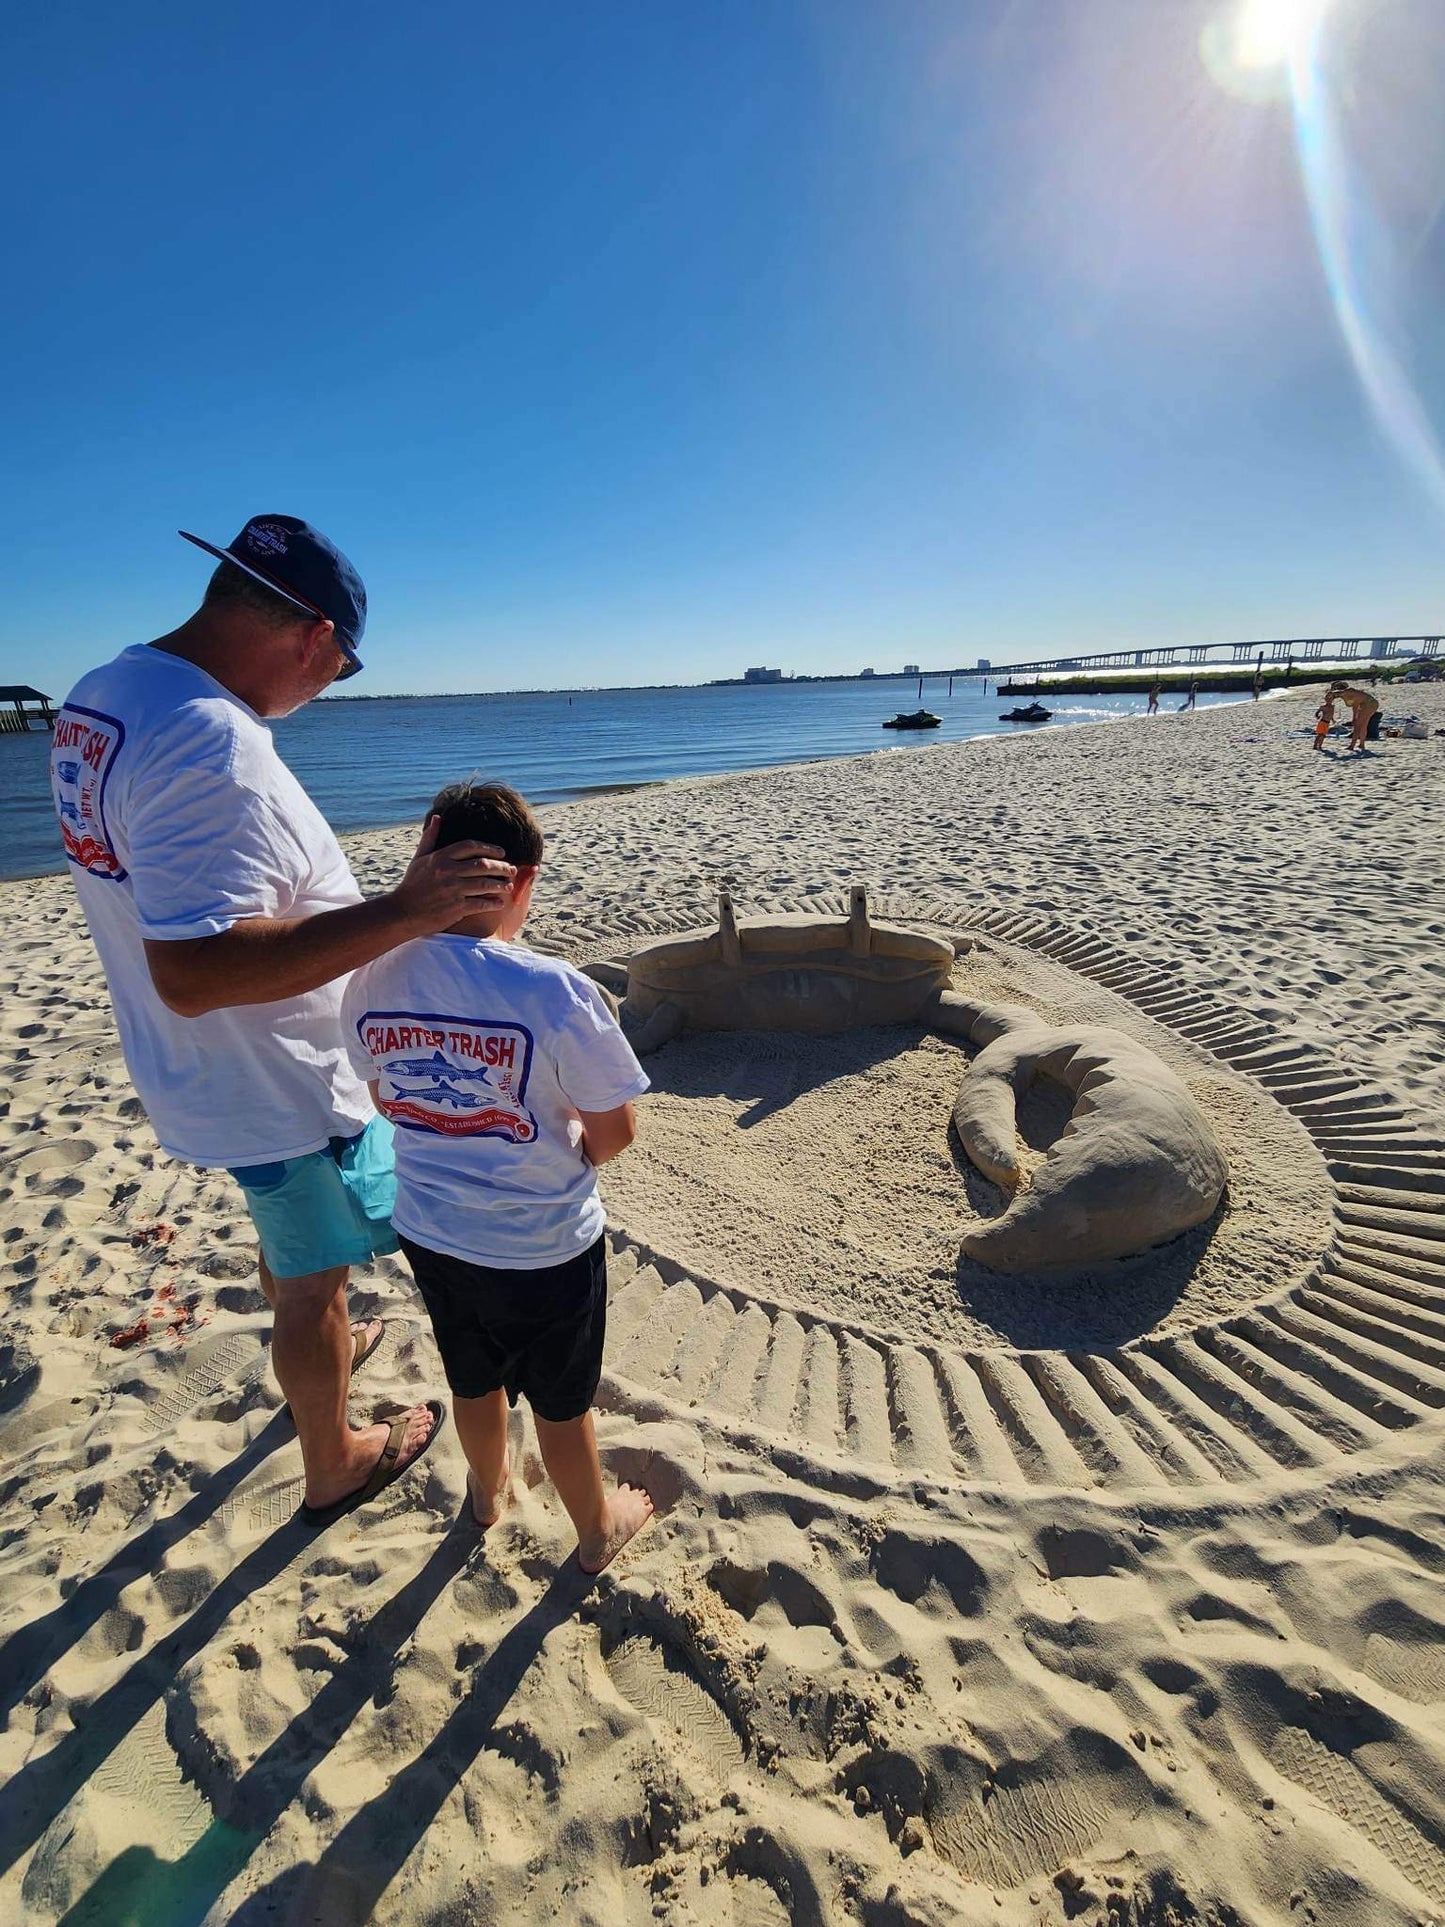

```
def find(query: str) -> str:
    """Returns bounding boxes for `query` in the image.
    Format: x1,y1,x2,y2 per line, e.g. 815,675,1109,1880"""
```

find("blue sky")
1,0,1442,696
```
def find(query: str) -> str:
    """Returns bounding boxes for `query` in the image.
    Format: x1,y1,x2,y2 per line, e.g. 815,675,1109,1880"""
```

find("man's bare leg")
261,1256,434,1510
532,1409,654,1574
255,1257,380,1363
452,1389,512,1526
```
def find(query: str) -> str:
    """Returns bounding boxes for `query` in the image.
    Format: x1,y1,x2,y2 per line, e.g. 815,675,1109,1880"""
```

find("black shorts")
397,1233,608,1422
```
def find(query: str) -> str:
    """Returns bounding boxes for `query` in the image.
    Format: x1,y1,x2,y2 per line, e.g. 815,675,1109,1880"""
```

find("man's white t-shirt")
341,934,649,1269
52,645,374,1167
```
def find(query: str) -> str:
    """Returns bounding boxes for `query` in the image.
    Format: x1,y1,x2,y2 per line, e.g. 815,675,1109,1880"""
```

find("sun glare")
1201,0,1336,99
1234,0,1331,71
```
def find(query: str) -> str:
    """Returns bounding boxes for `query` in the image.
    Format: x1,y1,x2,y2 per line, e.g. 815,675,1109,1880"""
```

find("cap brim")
178,530,320,621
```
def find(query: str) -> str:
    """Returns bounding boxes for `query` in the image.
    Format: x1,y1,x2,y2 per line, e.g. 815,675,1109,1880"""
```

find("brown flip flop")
350,1319,384,1376
299,1399,448,1528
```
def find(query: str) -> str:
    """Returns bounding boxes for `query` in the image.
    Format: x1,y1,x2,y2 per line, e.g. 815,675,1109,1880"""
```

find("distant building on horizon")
859,667,875,678
743,666,784,683
902,662,920,677
976,658,991,672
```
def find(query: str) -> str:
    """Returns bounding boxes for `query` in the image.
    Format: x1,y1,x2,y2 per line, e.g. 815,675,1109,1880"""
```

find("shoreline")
0,685,1268,886
3,682,1444,1925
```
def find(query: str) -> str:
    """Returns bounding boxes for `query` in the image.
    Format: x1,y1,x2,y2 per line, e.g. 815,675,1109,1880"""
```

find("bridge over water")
988,635,1439,678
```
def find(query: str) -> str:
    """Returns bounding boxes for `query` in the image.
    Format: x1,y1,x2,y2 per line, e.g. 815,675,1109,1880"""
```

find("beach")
3,685,1445,1925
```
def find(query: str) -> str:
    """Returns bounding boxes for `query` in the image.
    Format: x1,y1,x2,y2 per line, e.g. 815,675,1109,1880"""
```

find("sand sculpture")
611,886,956,1054
602,891,1228,1269
929,999,1229,1271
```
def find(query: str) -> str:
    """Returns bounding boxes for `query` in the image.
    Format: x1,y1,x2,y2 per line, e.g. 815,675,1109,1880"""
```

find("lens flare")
1237,0,1328,69
1201,0,1332,98
1288,10,1445,517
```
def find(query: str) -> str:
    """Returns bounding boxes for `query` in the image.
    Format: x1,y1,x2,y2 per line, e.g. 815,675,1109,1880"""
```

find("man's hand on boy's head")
390,814,516,935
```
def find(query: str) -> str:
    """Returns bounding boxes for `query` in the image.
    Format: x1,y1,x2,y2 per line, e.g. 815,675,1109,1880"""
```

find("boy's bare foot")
578,1483,655,1575
469,1454,512,1529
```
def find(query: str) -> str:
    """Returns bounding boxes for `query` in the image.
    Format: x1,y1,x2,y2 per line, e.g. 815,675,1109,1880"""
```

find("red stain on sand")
109,1295,210,1350
130,1222,176,1250
109,1228,211,1350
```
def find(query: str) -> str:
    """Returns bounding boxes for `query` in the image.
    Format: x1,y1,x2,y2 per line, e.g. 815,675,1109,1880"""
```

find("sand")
2,686,1444,1925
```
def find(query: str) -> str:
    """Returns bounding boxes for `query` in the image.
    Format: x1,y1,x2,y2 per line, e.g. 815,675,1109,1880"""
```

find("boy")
341,782,653,1572
1313,694,1335,751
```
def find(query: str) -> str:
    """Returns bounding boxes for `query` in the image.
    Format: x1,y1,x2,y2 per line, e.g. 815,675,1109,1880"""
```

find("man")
1326,680,1381,753
52,515,513,1524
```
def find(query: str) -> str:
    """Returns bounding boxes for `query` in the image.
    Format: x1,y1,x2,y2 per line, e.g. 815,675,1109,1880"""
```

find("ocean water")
0,677,1242,882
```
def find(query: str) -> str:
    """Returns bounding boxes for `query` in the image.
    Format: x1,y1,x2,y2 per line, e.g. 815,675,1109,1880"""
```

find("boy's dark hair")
428,781,544,868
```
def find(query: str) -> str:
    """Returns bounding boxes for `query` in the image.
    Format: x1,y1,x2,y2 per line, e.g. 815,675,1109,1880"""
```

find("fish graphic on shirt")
390,1079,494,1110
362,1014,537,1141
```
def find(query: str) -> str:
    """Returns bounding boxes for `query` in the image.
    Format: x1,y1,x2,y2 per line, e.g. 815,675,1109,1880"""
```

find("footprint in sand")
604,1629,747,1784
1268,1723,1445,1908
1363,1631,1445,1706
15,1136,96,1199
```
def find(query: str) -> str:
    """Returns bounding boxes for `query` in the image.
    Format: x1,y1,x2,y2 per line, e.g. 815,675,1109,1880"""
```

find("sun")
1233,0,1332,70
1200,0,1336,100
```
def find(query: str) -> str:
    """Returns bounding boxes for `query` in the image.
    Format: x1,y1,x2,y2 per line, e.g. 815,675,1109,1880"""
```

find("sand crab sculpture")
932,1001,1229,1272
591,890,1228,1269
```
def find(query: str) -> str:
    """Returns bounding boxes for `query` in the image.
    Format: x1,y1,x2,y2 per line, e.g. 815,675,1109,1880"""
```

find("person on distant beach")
51,517,514,1525
1252,662,1264,701
341,781,655,1572
1313,695,1336,751
1146,680,1160,714
1327,681,1381,752
1178,678,1198,712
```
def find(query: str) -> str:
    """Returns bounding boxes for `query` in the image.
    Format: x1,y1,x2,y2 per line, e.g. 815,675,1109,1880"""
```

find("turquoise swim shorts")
228,1116,399,1281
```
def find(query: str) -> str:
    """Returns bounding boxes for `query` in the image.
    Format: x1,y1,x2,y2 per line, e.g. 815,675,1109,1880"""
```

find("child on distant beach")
1313,695,1335,751
340,781,654,1572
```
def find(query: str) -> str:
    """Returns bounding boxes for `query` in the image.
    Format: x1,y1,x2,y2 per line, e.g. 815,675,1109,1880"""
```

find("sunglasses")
333,633,364,681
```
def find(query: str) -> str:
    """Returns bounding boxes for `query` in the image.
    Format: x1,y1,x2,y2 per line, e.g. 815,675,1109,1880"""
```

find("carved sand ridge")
571,891,1445,1505
615,884,956,1052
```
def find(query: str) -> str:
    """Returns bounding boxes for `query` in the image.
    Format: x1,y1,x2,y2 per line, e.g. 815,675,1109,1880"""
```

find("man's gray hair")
203,560,311,631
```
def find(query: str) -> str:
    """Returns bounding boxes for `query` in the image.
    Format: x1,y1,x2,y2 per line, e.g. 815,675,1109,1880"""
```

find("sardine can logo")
362,1011,537,1141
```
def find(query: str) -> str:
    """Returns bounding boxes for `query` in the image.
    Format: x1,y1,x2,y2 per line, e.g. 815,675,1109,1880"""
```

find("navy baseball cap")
179,515,367,680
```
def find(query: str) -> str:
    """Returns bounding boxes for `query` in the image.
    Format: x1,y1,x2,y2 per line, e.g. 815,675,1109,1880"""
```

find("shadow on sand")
50,1545,596,1927
640,1021,943,1129
0,1407,292,1730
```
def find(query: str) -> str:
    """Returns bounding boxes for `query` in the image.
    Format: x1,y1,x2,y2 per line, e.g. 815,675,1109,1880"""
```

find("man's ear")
512,865,540,898
299,618,335,666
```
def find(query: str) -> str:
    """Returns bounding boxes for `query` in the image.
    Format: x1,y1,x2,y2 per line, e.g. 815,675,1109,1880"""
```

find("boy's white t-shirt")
341,933,649,1269
51,645,374,1167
